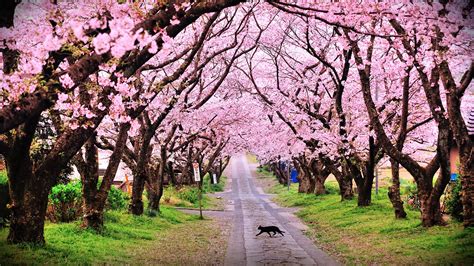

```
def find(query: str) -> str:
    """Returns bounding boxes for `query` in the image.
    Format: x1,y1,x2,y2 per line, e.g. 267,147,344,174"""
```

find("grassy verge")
257,170,474,265
0,207,228,264
161,175,227,210
133,213,230,265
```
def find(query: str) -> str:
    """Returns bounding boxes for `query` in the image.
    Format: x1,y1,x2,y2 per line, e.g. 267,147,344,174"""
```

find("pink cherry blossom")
93,33,111,55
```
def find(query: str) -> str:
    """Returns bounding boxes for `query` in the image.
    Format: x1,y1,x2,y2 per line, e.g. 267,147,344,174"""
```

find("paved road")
224,155,338,266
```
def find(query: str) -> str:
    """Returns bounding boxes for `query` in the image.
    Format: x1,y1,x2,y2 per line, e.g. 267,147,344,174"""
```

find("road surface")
224,155,338,266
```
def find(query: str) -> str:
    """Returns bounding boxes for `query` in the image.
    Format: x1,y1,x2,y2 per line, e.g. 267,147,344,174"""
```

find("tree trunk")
7,164,51,244
459,149,474,227
313,168,328,195
419,190,444,227
294,159,314,193
334,173,353,201
146,188,161,214
353,170,373,207
217,156,230,183
146,161,165,215
146,169,164,215
74,137,104,230
75,127,129,230
438,60,474,227
388,160,407,218
272,162,288,185
167,161,177,186
8,178,50,244
339,163,354,200
81,186,105,231
311,160,329,195
130,172,146,215
314,179,326,195
8,196,48,244
416,124,450,226
357,183,372,207
82,203,104,231
298,173,315,193
5,122,52,244
353,166,374,207
354,136,378,207
337,168,353,199
323,157,354,201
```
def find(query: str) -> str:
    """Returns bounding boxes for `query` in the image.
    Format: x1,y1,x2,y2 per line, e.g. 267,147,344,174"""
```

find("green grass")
264,175,474,265
256,165,272,174
0,207,201,265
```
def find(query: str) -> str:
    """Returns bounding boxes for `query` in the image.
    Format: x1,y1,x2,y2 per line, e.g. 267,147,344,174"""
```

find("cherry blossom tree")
233,1,472,223
0,0,246,244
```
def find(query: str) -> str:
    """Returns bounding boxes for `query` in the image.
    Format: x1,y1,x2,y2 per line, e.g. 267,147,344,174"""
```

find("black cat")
256,225,285,237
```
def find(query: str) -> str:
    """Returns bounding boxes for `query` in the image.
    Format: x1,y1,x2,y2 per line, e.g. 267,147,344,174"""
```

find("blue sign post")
450,173,458,182
290,168,298,183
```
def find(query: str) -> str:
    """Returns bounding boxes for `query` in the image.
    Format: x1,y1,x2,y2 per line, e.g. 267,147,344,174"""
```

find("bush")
445,178,463,222
177,187,200,204
106,186,129,210
48,181,130,222
403,182,420,211
48,181,82,222
202,174,225,193
0,171,10,227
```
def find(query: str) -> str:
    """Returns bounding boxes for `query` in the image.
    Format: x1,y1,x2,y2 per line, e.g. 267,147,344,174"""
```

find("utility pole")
287,161,291,191
193,162,203,219
198,180,203,219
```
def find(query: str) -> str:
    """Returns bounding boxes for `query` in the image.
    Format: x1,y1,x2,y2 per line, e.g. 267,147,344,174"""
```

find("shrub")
106,186,129,210
48,181,130,222
202,174,225,193
0,171,10,227
444,178,463,222
48,181,82,222
403,182,420,211
177,187,200,204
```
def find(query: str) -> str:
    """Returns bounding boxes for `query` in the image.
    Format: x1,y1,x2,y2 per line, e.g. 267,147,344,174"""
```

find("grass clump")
161,175,227,210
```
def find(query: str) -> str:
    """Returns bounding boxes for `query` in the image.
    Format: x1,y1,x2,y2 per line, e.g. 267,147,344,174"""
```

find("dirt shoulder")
134,215,231,265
